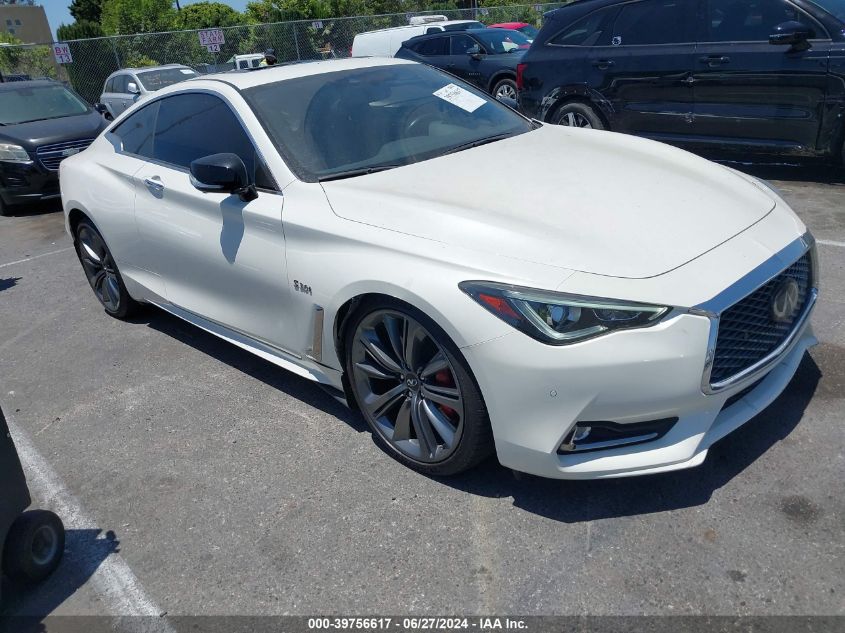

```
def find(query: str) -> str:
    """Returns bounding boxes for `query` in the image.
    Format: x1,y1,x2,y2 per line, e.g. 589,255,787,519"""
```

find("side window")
112,101,159,157
413,37,449,56
450,34,479,55
548,8,617,46
114,74,129,93
104,77,114,93
705,0,826,42
152,93,274,189
611,0,698,45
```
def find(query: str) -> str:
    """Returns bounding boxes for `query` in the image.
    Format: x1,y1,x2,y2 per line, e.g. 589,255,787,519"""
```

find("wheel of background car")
346,298,494,476
553,102,605,130
493,78,517,101
74,219,140,319
2,510,65,584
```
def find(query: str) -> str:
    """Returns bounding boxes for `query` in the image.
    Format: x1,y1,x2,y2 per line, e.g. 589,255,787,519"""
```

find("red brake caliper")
434,369,458,421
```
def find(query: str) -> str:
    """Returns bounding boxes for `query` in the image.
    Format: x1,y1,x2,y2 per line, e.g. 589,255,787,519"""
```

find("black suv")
0,80,106,216
396,29,532,100
518,0,845,163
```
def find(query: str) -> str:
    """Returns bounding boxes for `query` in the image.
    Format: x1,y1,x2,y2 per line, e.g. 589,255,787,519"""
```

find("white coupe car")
60,58,818,479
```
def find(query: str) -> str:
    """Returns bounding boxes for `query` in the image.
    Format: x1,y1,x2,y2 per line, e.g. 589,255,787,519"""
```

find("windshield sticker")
180,69,195,74
433,84,486,113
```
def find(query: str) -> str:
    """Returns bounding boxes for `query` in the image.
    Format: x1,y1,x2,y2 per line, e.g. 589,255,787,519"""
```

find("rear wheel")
345,298,494,476
74,219,140,318
493,78,518,101
553,101,605,130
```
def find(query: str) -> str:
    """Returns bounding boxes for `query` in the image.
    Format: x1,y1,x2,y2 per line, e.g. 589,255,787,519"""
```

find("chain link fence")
0,3,569,103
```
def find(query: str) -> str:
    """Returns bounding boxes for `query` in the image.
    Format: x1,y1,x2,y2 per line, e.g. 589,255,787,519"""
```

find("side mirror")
190,153,258,201
93,102,108,114
467,45,484,60
770,21,813,50
126,81,140,95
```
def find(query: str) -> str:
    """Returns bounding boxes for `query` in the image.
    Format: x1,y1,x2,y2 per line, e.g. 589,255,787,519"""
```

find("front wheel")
553,101,605,130
2,510,65,584
493,78,517,102
345,299,494,476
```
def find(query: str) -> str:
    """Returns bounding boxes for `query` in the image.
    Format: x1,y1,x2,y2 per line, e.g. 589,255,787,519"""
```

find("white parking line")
0,247,74,270
817,239,845,249
6,413,174,628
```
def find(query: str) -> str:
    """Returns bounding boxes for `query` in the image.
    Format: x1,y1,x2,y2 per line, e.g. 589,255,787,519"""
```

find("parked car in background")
518,0,845,164
61,58,817,480
229,53,264,70
351,15,486,57
396,29,531,100
489,22,540,41
0,80,106,216
99,64,199,120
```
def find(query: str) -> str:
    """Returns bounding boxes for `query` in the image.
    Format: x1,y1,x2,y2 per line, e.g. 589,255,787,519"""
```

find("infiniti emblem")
771,278,800,323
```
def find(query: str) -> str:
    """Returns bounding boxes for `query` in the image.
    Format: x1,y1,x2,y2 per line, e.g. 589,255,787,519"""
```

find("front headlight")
0,143,32,163
460,281,670,345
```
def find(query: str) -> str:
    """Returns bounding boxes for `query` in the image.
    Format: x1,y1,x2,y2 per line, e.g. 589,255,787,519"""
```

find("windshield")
0,84,89,125
810,0,845,20
473,29,532,53
243,64,533,182
137,67,198,91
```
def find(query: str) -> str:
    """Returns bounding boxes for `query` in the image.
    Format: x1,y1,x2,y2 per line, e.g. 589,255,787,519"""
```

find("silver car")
99,64,199,119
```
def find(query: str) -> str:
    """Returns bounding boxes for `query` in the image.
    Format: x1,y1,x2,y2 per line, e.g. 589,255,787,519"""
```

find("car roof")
187,57,416,91
109,64,193,76
0,79,61,91
489,22,529,28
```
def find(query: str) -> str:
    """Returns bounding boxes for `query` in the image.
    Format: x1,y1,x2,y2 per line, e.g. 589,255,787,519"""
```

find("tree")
57,20,105,41
175,2,245,30
0,32,57,80
101,0,176,35
69,0,104,24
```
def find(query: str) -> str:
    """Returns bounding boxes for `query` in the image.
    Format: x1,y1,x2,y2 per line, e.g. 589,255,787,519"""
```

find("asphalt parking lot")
0,162,843,621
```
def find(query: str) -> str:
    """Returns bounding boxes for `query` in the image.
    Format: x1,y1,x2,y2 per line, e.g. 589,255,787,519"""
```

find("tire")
0,195,9,217
74,219,141,319
345,297,494,476
552,101,605,130
2,510,65,584
492,77,518,102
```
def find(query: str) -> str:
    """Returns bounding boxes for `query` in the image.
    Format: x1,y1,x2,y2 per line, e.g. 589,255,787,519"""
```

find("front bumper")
0,160,60,207
463,234,818,479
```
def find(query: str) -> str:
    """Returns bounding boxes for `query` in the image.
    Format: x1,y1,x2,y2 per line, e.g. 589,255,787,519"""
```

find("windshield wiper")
317,164,402,182
442,133,516,157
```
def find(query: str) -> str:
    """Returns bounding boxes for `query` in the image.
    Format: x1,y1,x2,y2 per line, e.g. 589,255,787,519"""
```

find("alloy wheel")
77,226,122,312
559,111,593,128
495,83,517,100
350,310,465,463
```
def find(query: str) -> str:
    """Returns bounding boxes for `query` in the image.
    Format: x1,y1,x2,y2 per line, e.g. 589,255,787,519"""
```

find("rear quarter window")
548,7,618,46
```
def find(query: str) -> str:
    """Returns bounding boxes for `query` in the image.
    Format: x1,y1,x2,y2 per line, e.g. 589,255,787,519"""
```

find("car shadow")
131,306,820,523
128,307,367,433
2,200,63,218
0,528,120,619
0,277,20,293
441,354,821,522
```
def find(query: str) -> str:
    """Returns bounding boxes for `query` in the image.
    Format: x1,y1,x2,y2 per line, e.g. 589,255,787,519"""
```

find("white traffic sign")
52,43,72,64
198,29,225,47
206,43,221,53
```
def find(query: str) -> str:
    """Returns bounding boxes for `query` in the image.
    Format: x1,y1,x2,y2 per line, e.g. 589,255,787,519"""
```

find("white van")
229,54,264,70
351,15,485,58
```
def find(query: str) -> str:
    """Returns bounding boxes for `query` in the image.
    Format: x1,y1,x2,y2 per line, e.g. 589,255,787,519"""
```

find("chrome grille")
35,139,94,171
710,253,812,386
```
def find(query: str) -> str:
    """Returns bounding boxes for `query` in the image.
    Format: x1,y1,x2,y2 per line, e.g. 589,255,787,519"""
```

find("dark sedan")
0,80,107,216
518,0,845,164
396,29,532,100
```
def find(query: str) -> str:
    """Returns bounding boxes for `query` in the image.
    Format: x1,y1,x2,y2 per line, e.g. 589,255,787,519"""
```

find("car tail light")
516,63,527,90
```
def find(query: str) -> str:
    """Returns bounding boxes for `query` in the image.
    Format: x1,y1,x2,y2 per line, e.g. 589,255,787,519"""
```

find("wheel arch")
542,85,613,128
487,70,517,94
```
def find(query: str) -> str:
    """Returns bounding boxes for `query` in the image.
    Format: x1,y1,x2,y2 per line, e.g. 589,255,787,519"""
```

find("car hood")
321,125,776,279
0,111,105,151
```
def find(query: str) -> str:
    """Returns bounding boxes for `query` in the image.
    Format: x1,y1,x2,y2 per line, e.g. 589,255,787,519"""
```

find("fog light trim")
558,417,678,454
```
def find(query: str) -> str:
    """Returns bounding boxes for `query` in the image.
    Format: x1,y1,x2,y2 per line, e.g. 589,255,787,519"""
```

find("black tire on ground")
74,218,141,319
0,196,9,217
344,297,495,476
552,101,606,130
492,78,518,102
2,510,65,584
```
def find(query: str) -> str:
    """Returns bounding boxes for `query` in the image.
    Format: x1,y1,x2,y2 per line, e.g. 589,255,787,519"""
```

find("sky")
42,0,251,39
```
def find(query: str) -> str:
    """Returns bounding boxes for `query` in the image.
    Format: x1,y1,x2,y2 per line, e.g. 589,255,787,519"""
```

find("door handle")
144,177,164,193
699,55,730,66
592,59,615,70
